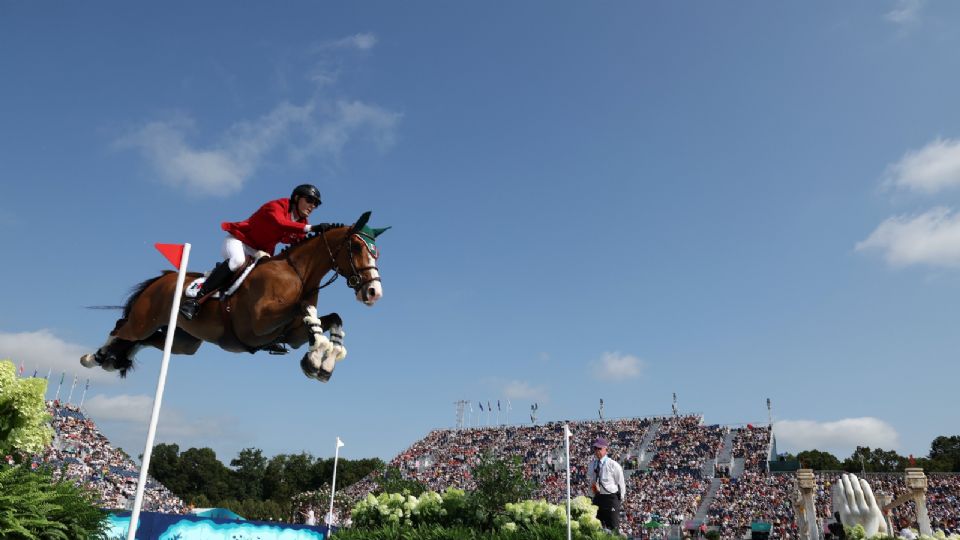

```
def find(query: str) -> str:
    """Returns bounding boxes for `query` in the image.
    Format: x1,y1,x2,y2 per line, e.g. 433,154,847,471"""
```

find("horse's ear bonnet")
351,211,372,234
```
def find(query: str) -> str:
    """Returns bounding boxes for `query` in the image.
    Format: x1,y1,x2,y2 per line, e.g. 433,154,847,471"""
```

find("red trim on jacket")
221,198,308,254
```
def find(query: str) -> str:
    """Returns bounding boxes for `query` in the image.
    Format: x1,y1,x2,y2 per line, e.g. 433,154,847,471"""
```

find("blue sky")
2,1,959,464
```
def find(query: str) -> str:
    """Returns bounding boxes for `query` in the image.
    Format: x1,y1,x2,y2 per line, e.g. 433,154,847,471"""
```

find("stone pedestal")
796,469,819,540
876,493,893,536
905,468,932,536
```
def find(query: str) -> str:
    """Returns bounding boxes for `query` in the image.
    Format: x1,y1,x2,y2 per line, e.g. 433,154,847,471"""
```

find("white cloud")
885,0,924,25
774,417,900,455
502,380,550,403
856,207,960,268
118,97,400,197
325,33,378,51
884,138,960,194
292,100,401,161
83,393,153,422
0,329,117,384
85,393,232,441
590,352,645,381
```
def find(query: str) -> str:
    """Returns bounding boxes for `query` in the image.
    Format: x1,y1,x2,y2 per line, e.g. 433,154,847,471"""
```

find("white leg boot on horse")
300,306,347,382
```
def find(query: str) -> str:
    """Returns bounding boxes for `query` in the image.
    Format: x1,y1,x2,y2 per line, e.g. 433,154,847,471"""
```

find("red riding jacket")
221,198,308,254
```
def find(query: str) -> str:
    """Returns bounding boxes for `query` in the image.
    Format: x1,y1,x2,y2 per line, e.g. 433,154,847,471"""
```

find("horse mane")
123,273,173,320
277,222,348,258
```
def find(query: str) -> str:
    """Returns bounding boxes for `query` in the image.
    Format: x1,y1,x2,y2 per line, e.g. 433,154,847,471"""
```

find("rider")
179,184,326,320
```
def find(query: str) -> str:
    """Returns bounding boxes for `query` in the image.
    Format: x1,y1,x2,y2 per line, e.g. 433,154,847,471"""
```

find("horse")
80,211,388,382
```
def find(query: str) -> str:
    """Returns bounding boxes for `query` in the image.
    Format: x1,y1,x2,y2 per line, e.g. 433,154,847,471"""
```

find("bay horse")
81,211,388,382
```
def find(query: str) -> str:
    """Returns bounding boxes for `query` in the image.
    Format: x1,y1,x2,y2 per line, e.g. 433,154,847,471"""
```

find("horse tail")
123,272,175,320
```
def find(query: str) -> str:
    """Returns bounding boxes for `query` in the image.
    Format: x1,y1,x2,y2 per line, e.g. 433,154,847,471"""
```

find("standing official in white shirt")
586,437,626,533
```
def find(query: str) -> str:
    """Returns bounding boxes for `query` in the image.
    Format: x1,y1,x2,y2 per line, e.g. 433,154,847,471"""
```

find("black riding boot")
179,262,234,320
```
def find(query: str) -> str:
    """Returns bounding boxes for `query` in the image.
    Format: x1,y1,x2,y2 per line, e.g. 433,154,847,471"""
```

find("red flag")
155,243,185,270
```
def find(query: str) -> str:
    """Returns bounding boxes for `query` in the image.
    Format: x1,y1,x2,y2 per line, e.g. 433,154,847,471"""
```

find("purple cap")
592,437,609,448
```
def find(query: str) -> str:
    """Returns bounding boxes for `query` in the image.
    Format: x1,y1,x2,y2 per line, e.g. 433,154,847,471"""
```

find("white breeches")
222,235,259,271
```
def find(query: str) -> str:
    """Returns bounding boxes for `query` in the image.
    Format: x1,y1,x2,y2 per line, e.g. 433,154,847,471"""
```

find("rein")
285,227,380,298
319,229,381,294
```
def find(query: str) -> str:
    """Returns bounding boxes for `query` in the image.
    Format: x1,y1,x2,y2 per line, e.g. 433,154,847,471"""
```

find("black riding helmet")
291,184,322,207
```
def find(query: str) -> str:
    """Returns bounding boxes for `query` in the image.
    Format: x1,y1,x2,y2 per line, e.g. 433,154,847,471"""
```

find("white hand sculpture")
831,473,888,538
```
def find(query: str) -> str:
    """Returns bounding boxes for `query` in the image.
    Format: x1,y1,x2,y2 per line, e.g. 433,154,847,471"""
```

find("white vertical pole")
564,423,572,540
66,375,78,404
79,380,90,410
328,437,344,529
127,243,190,540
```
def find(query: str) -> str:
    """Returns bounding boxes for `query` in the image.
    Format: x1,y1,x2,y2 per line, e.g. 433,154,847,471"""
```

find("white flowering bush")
497,496,603,538
0,360,53,459
845,527,960,540
352,488,475,528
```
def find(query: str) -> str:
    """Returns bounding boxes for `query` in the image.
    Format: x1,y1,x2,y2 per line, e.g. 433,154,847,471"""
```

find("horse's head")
333,211,390,306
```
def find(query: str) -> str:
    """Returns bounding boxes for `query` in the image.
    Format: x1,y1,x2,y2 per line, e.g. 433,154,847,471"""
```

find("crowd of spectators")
32,400,185,513
646,416,726,475
31,401,960,539
329,418,960,540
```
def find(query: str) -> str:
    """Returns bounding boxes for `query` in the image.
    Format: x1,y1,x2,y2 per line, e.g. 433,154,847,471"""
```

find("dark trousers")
592,493,621,532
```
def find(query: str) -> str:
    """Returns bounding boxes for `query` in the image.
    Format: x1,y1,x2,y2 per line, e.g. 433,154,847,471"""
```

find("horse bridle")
317,229,381,295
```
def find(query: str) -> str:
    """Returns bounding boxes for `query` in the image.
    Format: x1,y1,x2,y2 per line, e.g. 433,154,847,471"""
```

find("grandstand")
34,401,184,513
35,403,960,539
330,414,960,539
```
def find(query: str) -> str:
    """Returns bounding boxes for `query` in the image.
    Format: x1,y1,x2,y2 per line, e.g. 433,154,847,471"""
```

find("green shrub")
0,464,109,539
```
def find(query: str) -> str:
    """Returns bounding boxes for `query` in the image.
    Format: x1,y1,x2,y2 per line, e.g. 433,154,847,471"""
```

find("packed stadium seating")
36,402,960,539
33,401,184,513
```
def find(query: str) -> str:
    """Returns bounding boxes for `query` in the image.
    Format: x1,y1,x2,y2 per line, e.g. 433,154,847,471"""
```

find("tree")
929,436,960,472
469,453,535,525
797,449,842,471
230,447,267,501
842,446,906,473
178,447,236,504
0,360,53,460
148,443,186,495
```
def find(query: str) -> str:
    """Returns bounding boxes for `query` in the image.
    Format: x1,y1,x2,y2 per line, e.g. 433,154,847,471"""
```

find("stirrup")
261,343,289,355
179,299,200,320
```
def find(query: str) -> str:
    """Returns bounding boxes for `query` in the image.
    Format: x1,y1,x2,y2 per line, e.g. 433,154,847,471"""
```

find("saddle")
185,251,270,299
192,253,289,356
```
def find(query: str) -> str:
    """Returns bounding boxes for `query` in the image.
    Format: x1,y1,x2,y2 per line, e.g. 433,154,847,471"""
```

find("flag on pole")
479,402,484,412
60,372,65,384
487,401,491,411
497,400,501,411
337,437,345,448
155,243,186,270
18,362,24,377
126,242,191,540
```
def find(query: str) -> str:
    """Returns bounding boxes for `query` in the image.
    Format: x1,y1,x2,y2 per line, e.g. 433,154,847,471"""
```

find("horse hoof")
80,354,99,368
300,356,322,380
316,369,332,383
